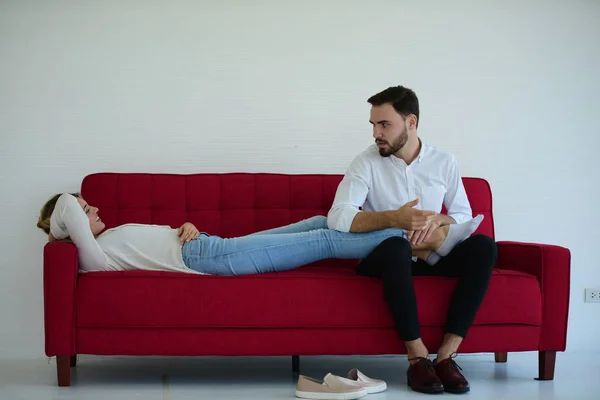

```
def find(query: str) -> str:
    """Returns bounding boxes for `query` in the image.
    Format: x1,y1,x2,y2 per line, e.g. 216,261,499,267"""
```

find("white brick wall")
1,0,599,358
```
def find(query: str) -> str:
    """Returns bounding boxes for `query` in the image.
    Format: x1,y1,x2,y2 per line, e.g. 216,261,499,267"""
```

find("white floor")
0,352,597,400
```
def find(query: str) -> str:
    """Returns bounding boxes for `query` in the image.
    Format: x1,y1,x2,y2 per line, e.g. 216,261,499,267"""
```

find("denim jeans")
181,216,407,275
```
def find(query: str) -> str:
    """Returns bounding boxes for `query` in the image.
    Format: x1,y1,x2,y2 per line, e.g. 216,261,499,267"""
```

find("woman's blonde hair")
37,193,80,235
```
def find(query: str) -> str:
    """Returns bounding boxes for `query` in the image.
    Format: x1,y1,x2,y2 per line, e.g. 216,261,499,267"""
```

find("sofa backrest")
81,173,494,239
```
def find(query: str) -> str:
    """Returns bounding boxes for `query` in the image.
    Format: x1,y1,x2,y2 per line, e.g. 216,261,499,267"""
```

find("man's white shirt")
328,142,472,232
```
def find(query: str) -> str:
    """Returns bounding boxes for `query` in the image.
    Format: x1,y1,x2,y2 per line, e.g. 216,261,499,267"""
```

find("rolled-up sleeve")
444,156,472,224
327,155,371,232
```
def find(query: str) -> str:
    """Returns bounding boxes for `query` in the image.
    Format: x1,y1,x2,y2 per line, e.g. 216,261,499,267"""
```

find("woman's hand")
178,222,200,243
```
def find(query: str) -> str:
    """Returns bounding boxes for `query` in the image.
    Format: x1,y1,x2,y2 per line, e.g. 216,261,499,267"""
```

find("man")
327,86,497,394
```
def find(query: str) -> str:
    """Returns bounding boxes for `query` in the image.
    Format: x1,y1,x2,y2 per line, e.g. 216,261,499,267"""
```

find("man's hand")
392,199,437,231
408,213,457,246
407,217,442,246
178,222,200,243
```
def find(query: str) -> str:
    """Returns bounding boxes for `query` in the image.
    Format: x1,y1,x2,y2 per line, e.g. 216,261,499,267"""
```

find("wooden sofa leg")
292,355,300,374
495,352,508,363
70,355,77,367
57,356,71,386
536,351,556,381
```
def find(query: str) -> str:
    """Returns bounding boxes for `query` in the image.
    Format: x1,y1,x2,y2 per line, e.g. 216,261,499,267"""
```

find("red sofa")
43,173,570,386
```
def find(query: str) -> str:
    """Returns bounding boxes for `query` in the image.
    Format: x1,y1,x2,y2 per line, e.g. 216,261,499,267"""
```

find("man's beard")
377,130,408,157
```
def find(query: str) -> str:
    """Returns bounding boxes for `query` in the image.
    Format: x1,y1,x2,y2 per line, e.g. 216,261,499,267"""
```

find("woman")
37,193,483,275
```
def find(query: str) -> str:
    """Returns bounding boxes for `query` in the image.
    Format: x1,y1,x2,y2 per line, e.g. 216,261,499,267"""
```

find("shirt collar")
390,139,427,166
416,139,427,163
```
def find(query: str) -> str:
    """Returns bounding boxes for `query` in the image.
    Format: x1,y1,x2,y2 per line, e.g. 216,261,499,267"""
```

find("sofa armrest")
43,241,79,357
496,241,571,351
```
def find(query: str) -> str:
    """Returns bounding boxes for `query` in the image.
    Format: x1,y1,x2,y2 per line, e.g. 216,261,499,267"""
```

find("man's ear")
407,114,418,130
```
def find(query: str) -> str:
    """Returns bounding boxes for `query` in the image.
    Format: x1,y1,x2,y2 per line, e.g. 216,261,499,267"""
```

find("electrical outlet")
585,289,600,303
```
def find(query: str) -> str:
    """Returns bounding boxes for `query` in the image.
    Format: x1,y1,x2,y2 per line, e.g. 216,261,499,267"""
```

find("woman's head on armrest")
38,193,105,240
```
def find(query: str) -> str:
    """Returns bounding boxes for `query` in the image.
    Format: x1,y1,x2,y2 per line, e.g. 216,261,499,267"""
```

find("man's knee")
378,236,412,257
357,236,412,279
466,234,498,270
376,237,413,277
470,234,497,254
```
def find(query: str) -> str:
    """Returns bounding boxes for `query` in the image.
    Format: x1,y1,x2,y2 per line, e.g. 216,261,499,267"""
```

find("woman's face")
76,197,105,236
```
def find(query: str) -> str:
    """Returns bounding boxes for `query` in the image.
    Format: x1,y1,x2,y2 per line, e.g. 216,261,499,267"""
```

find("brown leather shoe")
433,354,470,394
407,357,444,394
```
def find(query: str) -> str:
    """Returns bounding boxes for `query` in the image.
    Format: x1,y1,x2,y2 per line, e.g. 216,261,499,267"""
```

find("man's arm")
348,210,397,233
407,155,469,245
327,155,374,232
350,199,436,233
327,156,435,233
443,155,472,224
327,155,401,233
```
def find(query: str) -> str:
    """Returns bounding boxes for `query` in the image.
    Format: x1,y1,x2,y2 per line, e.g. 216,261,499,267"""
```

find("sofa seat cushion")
76,267,542,329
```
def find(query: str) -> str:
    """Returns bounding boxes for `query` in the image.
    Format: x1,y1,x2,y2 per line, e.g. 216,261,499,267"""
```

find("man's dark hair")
367,86,420,127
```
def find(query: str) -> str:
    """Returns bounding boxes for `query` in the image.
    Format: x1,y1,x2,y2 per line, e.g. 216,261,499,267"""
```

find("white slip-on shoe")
346,368,387,394
296,373,368,400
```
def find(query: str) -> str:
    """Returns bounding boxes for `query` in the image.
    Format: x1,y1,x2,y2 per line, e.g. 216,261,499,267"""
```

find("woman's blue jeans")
181,216,406,275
